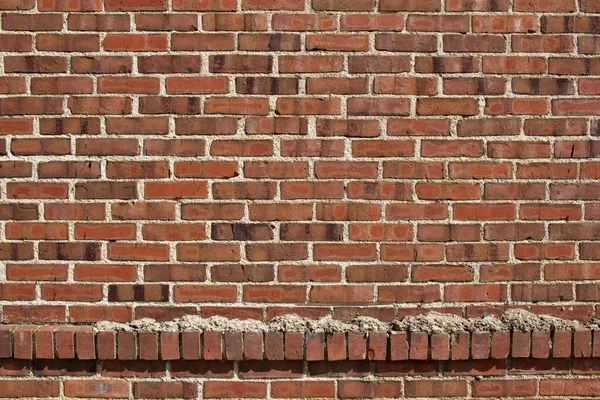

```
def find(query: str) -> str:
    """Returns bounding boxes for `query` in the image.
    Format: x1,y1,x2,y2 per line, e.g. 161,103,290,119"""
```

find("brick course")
0,324,599,397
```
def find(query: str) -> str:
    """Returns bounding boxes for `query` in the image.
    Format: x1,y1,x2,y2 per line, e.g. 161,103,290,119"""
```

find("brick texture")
2,0,600,396
0,325,597,397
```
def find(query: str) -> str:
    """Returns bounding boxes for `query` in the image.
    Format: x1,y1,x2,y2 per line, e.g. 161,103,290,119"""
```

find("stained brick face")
1,0,600,397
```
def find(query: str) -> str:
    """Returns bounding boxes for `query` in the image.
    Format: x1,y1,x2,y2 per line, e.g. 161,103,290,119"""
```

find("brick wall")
1,0,600,398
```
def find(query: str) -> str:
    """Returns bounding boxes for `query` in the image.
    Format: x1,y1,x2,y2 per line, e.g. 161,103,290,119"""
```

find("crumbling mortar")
90,309,586,336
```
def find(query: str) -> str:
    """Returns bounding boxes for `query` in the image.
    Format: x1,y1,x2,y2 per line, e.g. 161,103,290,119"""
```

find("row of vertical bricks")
2,325,599,361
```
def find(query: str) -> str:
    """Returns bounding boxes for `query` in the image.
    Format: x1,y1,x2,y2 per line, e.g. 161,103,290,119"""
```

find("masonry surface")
1,0,600,398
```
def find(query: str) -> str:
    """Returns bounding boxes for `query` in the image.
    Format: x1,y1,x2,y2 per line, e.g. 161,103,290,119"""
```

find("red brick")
491,331,510,359
265,332,284,361
13,326,36,359
574,329,592,358
444,34,506,52
343,14,402,31
339,381,402,398
429,333,449,360
451,332,470,360
55,326,77,359
138,332,158,360
381,0,440,11
69,14,130,31
117,331,137,360
348,332,367,360
134,382,197,399
594,330,600,357
204,331,222,360
284,332,303,360
470,332,490,359
473,379,537,397
553,330,572,358
405,380,467,397
97,330,117,360
349,55,410,74
161,331,180,360
410,332,428,360
75,327,95,360
0,380,60,397
173,0,235,10
205,381,267,398
182,331,201,360
540,379,600,396
531,330,551,358
326,332,346,361
244,332,263,360
315,0,374,10
104,34,167,51
0,326,14,358
224,332,243,361
271,381,335,398
389,332,408,361
105,0,167,10
514,0,575,11
307,34,369,51
512,331,531,358
65,380,130,399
